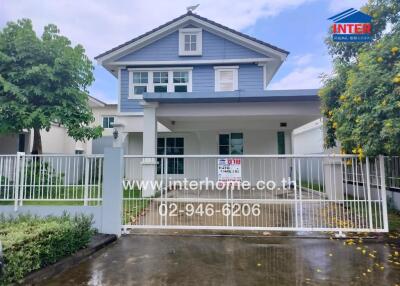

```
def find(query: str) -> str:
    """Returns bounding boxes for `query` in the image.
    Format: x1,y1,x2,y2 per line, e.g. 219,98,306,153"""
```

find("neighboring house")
292,118,324,155
95,11,321,168
0,96,117,155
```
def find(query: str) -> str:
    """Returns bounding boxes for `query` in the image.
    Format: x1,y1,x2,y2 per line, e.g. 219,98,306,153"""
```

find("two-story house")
95,11,321,186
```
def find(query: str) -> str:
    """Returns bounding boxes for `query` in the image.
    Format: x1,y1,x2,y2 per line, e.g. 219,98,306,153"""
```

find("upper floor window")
128,68,192,98
132,72,148,96
179,28,202,56
102,116,114,129
153,72,168,92
214,66,239,92
173,71,189,92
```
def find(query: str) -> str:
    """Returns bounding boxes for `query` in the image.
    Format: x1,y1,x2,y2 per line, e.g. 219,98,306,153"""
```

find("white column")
323,157,344,201
142,101,158,197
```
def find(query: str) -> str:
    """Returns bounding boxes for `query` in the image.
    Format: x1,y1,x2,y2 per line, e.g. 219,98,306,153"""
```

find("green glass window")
219,133,243,155
277,131,285,154
157,137,184,174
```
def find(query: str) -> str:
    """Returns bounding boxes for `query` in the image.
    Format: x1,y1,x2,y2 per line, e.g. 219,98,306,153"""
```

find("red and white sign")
218,158,241,182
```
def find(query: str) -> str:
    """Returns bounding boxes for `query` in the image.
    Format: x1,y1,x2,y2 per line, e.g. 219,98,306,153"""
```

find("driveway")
41,233,399,286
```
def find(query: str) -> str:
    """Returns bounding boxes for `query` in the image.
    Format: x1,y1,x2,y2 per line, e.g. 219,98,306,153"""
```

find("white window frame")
129,71,150,99
153,71,169,93
214,66,239,92
218,132,244,155
179,28,202,56
128,67,193,98
102,116,115,129
172,71,190,92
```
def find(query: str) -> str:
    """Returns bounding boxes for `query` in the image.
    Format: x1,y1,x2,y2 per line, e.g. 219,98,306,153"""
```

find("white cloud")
292,53,313,66
328,0,367,13
0,0,316,60
268,52,332,90
268,66,330,89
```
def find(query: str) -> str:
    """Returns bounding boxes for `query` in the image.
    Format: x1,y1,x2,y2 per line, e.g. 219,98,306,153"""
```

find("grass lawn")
388,209,400,232
300,181,324,192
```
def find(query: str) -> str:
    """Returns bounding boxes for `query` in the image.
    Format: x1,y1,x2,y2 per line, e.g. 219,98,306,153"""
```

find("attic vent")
280,122,287,127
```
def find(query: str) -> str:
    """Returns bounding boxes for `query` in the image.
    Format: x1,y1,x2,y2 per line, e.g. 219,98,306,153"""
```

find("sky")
0,0,367,103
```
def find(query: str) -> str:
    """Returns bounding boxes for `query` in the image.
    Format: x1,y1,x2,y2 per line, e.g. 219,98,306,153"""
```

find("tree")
0,19,102,154
320,0,400,156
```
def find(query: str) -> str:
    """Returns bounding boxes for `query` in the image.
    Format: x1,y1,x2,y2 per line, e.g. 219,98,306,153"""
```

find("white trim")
128,67,193,71
128,71,148,100
102,115,115,129
218,132,244,155
96,15,287,64
112,58,271,66
117,68,121,112
214,66,239,92
179,28,202,56
128,68,193,98
117,112,144,116
259,60,283,90
213,66,239,70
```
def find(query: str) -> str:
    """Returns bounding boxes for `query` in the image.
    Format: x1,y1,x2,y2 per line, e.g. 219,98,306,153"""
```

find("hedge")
0,214,94,285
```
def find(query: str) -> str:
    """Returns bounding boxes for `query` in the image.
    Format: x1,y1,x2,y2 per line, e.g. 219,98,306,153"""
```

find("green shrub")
0,214,94,285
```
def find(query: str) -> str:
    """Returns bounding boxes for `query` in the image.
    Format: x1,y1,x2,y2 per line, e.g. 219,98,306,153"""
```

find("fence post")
18,153,26,207
13,152,24,211
379,155,389,232
83,156,89,206
293,158,298,228
365,157,373,230
101,147,123,237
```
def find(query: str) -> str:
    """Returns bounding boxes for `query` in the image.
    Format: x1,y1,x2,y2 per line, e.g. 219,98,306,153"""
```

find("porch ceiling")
155,101,321,131
157,114,321,131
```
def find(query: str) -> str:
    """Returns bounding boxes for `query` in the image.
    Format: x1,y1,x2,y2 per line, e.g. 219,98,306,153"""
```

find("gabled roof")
328,8,372,23
95,11,289,63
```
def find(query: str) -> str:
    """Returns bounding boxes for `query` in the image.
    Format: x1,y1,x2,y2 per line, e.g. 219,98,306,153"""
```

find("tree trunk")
32,128,42,154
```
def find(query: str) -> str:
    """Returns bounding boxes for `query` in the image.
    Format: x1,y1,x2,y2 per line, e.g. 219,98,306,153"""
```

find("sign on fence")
217,158,242,182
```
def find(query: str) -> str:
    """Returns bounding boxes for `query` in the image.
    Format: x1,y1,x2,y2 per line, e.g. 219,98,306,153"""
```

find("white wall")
292,118,324,154
125,130,292,185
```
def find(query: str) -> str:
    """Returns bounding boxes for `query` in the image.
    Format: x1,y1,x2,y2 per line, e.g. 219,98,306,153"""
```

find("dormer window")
179,28,202,56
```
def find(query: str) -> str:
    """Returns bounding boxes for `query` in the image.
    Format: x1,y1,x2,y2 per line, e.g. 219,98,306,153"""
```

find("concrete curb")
21,233,117,285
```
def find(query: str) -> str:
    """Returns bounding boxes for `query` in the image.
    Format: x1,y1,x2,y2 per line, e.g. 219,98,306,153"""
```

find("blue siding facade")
116,26,279,112
119,64,265,112
120,69,142,112
115,30,266,62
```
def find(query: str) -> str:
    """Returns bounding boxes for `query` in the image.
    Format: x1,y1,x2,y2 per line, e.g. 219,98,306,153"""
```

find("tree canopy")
0,19,102,153
320,0,400,156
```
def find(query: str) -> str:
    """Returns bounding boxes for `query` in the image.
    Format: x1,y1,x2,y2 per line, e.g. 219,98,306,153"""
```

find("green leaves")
0,214,94,285
321,0,400,156
0,19,101,150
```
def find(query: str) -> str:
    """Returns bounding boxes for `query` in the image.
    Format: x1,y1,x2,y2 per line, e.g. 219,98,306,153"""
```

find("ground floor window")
219,133,243,155
157,137,184,174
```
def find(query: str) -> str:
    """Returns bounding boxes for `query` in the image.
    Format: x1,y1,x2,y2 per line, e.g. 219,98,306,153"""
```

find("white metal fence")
122,155,389,233
0,152,394,233
0,153,103,209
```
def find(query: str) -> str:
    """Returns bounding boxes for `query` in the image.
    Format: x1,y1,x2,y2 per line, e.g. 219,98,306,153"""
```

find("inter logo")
328,8,372,42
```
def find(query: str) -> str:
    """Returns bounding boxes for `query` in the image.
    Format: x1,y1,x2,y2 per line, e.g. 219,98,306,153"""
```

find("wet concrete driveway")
41,234,400,286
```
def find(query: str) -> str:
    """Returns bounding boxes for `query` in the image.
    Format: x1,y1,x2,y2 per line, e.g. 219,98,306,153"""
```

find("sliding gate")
122,155,388,233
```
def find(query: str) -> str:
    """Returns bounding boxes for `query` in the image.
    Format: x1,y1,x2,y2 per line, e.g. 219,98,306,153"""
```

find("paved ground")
41,233,400,286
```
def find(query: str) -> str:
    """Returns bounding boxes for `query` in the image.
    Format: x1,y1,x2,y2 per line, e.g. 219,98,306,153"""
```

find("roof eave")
95,12,289,65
